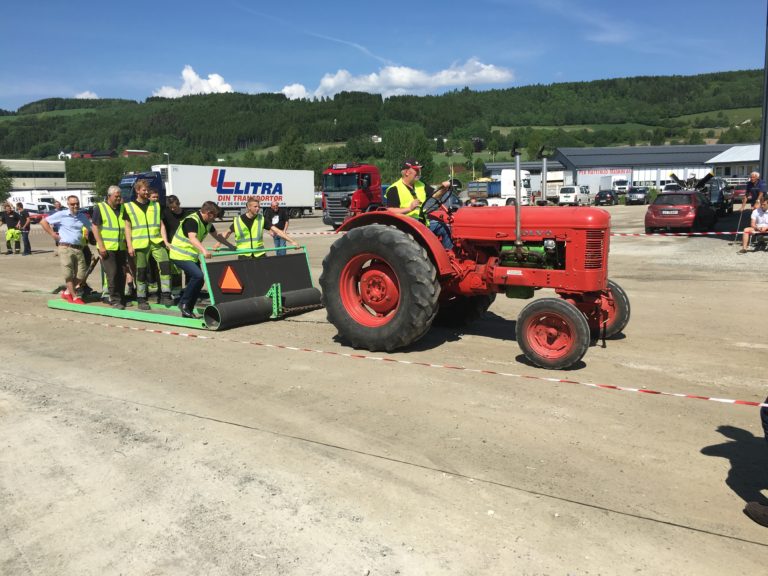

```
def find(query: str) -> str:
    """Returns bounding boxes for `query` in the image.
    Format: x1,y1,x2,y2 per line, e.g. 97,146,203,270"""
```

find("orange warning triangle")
219,265,244,294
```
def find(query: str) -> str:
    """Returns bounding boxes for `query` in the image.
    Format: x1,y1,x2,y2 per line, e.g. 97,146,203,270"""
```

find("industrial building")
0,159,67,190
486,144,738,193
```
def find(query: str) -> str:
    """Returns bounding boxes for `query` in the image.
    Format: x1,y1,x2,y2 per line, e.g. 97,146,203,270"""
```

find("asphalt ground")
1,205,767,575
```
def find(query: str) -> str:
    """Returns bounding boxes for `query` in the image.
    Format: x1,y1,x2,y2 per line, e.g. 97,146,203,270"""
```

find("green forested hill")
0,69,762,183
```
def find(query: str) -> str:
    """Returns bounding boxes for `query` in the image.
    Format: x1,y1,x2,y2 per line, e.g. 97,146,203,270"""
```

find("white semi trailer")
119,164,315,218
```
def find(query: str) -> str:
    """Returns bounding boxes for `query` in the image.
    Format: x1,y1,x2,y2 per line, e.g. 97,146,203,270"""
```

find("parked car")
661,183,683,193
557,185,591,206
702,177,733,216
644,191,717,233
595,190,618,206
626,187,650,205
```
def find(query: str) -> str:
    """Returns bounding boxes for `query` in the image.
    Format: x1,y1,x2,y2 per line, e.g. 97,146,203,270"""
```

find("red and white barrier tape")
8,309,767,410
612,230,741,237
291,229,745,238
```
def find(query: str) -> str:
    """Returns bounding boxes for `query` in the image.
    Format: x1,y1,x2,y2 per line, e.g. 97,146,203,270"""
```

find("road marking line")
9,308,767,411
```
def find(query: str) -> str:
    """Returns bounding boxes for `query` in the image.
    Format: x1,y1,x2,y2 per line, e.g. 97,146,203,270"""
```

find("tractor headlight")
543,239,556,250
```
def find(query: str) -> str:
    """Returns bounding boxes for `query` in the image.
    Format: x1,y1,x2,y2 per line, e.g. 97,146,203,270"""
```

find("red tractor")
319,196,629,369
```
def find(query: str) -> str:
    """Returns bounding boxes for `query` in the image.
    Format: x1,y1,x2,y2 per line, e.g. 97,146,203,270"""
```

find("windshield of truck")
323,173,359,192
522,179,531,189
118,183,134,204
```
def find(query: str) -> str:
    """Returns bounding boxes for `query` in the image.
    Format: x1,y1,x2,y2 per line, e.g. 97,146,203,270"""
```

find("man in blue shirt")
744,171,766,208
40,195,93,304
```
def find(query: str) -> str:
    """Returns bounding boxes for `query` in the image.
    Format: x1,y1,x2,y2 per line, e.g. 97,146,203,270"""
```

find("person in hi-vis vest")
386,159,453,249
214,197,298,257
123,179,173,310
168,201,235,319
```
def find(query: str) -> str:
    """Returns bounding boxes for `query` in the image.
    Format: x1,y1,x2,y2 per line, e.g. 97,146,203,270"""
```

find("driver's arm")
430,181,452,199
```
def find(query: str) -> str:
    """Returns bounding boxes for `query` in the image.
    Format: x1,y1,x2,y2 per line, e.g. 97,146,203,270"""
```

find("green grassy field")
220,142,346,161
673,107,760,124
0,108,98,123
490,107,762,136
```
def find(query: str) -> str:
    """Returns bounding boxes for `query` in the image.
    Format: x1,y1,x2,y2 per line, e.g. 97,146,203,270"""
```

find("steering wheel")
421,185,455,217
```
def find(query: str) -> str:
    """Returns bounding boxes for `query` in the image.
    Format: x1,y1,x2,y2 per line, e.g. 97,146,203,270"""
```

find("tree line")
0,69,762,188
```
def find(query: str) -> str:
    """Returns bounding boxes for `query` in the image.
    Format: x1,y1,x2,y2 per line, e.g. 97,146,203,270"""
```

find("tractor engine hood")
451,206,610,242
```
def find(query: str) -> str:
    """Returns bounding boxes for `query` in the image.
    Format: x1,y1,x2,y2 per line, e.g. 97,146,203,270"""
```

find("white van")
558,186,591,206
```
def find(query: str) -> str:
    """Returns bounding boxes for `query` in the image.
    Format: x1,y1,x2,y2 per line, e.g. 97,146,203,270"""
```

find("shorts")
59,245,87,280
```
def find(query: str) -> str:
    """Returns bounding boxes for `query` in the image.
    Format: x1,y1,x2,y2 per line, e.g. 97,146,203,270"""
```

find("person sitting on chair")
739,198,768,254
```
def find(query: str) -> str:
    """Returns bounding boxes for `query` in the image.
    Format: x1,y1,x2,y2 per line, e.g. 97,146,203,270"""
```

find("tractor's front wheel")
319,224,440,352
516,298,590,369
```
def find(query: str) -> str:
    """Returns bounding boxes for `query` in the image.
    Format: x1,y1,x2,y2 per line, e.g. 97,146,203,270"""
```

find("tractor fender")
337,211,455,278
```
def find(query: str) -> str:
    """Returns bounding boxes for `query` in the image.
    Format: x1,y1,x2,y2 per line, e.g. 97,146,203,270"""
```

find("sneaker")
111,302,125,310
744,502,768,528
137,299,151,311
71,297,86,305
60,290,73,303
5,251,11,255
738,249,748,254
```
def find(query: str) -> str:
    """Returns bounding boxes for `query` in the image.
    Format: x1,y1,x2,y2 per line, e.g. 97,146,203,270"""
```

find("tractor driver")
386,159,453,249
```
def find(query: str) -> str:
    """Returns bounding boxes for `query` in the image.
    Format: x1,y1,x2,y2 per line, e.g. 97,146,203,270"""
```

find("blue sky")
1,0,764,111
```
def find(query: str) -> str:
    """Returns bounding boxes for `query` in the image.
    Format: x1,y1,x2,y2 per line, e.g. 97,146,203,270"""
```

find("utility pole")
761,4,768,178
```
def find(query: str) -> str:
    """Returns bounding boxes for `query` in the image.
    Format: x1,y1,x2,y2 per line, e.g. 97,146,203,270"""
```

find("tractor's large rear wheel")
319,224,440,352
516,298,590,369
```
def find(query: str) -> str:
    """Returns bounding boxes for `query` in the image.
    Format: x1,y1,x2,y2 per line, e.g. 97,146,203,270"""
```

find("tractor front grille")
584,230,605,270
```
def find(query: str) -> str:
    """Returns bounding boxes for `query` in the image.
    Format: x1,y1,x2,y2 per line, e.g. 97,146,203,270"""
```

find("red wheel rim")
339,253,400,327
524,312,576,360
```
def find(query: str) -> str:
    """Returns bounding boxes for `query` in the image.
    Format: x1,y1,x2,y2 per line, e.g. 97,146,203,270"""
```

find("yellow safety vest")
125,200,162,249
169,213,208,262
390,179,427,223
233,213,265,258
96,202,126,251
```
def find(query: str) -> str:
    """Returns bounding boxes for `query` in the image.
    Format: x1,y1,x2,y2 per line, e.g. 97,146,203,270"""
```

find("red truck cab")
321,163,382,228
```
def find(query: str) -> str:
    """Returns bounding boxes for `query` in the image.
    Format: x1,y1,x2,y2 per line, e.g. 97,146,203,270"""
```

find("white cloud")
282,58,514,100
281,83,310,100
75,90,98,99
153,65,233,98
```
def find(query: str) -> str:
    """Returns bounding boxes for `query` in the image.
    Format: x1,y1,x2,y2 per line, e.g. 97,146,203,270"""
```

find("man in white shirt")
739,198,768,253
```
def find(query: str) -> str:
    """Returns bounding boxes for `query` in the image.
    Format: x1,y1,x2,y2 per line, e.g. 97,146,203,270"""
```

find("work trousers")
133,243,171,298
21,229,31,255
171,259,205,311
428,220,453,249
101,250,128,304
5,229,20,253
